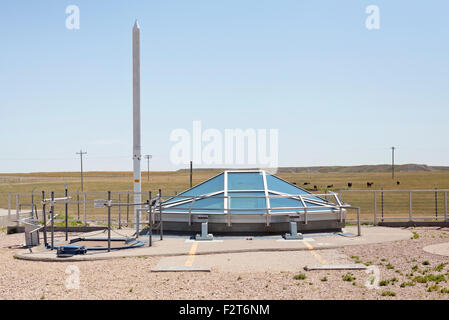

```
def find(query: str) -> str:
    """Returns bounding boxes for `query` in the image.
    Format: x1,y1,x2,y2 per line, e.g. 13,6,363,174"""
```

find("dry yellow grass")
1,170,449,222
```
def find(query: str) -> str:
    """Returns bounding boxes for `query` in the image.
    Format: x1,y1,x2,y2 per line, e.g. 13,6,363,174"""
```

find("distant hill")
178,164,449,174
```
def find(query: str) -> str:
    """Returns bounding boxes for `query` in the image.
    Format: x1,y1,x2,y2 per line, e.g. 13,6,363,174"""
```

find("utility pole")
144,155,152,182
391,146,395,180
76,150,87,191
132,20,142,228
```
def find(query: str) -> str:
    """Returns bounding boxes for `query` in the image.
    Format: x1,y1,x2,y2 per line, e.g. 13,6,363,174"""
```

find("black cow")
367,182,374,187
348,182,352,188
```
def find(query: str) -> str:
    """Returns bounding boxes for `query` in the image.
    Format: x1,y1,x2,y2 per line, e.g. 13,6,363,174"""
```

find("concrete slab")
13,226,412,262
423,242,449,257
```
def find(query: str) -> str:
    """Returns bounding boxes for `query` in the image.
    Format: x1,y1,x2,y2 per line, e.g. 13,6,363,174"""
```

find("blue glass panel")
164,193,224,213
165,173,224,204
265,174,325,202
227,172,265,191
269,194,305,210
229,192,266,214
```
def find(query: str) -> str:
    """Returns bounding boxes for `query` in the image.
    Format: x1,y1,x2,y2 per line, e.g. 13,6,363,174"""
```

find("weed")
293,273,306,280
381,291,396,297
342,273,356,282
400,282,415,288
434,263,446,272
427,285,440,292
321,277,328,282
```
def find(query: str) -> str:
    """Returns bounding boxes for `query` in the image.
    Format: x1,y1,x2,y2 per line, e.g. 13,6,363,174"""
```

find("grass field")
1,169,449,223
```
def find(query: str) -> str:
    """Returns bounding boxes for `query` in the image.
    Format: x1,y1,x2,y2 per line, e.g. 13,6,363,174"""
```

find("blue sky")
0,1,448,172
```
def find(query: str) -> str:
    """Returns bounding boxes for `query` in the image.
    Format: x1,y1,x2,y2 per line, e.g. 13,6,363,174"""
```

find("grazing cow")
327,184,334,188
348,182,352,188
293,182,297,185
397,181,400,185
303,182,310,185
313,185,318,191
367,182,374,187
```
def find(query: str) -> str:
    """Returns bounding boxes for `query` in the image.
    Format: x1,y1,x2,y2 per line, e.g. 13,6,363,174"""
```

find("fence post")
118,193,121,229
381,188,384,222
7,193,11,222
445,192,448,222
77,191,80,220
409,192,413,222
16,194,20,227
435,188,438,219
83,193,87,226
126,192,130,226
373,191,377,225
357,207,361,236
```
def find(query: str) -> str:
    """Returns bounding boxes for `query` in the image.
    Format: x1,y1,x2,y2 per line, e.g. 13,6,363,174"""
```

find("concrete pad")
423,242,449,257
155,249,352,273
13,226,412,262
185,239,223,243
276,238,315,242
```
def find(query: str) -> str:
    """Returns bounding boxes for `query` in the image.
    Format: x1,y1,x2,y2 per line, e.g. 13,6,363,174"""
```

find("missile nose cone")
133,20,140,30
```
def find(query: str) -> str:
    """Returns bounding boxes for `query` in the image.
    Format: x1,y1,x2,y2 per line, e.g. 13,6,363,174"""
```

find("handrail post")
42,191,47,247
228,196,232,227
118,193,122,229
51,191,54,250
107,191,111,252
148,191,152,247
159,189,163,240
65,187,68,241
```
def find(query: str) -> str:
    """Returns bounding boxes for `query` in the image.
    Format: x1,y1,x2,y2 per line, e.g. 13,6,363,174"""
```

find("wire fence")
3,189,448,228
340,189,448,223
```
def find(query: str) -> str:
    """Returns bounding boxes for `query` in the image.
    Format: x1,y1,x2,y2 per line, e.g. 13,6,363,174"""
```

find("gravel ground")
1,227,449,300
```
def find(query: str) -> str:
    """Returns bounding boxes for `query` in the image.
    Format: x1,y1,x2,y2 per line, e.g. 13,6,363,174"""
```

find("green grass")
342,273,356,282
293,273,307,280
413,274,446,284
400,282,415,288
381,291,396,297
